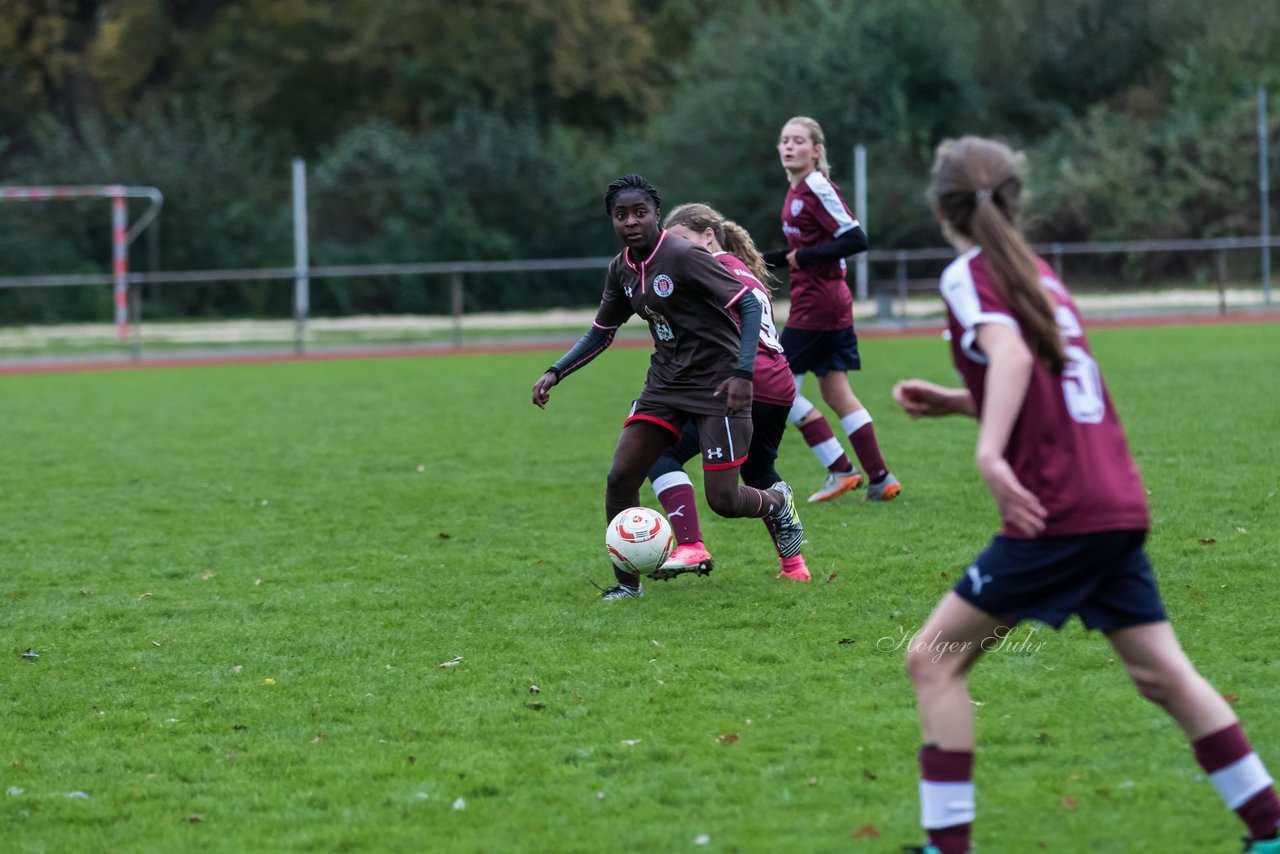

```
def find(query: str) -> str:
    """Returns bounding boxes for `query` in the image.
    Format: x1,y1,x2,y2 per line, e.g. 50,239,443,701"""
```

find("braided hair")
604,174,661,216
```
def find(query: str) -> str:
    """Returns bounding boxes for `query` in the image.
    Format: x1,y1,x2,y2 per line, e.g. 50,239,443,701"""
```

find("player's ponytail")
665,203,775,288
719,220,774,288
928,137,1066,374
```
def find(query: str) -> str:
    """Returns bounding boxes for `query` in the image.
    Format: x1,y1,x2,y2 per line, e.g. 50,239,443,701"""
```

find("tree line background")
0,0,1277,322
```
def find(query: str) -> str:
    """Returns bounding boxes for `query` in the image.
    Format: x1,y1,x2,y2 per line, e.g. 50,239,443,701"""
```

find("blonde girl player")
894,136,1280,854
766,116,901,504
646,203,812,583
531,175,804,601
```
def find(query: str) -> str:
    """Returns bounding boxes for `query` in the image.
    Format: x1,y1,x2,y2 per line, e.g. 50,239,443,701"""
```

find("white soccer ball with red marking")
605,507,674,575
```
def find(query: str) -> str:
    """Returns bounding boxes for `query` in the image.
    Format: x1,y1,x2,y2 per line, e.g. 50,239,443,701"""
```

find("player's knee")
905,645,945,687
1127,661,1192,708
788,395,815,426
606,465,644,497
906,638,975,687
704,484,737,517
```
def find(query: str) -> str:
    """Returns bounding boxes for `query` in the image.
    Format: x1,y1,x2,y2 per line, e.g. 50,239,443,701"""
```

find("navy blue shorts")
955,530,1167,632
779,326,861,376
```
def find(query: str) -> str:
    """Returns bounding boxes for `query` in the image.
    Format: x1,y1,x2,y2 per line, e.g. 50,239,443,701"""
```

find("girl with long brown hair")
893,136,1280,854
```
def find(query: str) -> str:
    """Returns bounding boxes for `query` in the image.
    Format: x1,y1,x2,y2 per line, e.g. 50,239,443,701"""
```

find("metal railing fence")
0,235,1273,356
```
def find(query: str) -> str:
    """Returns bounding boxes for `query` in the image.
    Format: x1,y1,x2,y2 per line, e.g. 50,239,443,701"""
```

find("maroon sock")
656,483,701,544
797,418,853,474
848,422,888,482
1193,723,1280,841
919,745,974,854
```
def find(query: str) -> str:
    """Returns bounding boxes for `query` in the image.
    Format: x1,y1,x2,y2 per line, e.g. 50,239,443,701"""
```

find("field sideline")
1,321,1277,852
1,308,1277,377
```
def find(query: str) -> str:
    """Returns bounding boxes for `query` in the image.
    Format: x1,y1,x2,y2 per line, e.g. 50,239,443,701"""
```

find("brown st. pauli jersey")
594,230,751,416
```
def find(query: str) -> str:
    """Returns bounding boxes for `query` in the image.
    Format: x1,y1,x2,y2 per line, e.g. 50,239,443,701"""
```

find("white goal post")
0,185,163,342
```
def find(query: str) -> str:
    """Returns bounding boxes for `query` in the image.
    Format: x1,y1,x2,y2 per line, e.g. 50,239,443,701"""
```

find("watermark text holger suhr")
877,625,1048,662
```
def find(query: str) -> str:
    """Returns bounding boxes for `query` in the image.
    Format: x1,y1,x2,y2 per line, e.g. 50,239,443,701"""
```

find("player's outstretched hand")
977,454,1047,536
893,379,970,418
531,371,558,409
714,376,753,415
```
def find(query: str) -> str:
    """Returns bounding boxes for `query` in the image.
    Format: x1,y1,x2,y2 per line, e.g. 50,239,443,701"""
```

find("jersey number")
1060,344,1104,424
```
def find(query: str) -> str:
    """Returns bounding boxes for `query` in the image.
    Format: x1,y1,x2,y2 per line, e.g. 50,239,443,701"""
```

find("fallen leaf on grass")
1224,693,1239,703
438,532,451,540
262,678,276,686
825,572,838,583
717,733,739,744
201,572,214,581
850,823,880,839
1061,796,1078,810
438,656,463,668
311,733,327,743
1199,538,1216,545
940,571,949,579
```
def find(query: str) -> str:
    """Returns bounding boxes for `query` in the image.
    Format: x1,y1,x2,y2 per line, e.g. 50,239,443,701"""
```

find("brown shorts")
624,398,752,470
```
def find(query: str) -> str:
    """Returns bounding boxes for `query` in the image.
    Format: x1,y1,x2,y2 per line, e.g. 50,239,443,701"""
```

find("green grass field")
2,322,1277,853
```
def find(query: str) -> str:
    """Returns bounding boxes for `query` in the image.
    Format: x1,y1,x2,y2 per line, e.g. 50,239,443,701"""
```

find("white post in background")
854,144,868,303
292,158,310,354
1260,87,1272,305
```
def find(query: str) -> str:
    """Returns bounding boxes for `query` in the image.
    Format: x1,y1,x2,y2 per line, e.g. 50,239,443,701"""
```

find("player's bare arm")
973,323,1046,535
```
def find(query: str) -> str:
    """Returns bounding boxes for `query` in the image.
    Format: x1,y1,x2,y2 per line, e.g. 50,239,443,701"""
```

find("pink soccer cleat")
776,555,812,582
649,541,715,581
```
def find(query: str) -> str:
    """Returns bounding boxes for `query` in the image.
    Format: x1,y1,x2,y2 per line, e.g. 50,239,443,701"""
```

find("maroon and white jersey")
713,251,795,407
940,248,1150,538
594,230,752,415
778,172,858,331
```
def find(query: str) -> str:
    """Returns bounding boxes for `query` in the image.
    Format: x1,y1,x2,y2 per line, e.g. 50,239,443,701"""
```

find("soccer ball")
605,507,674,575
